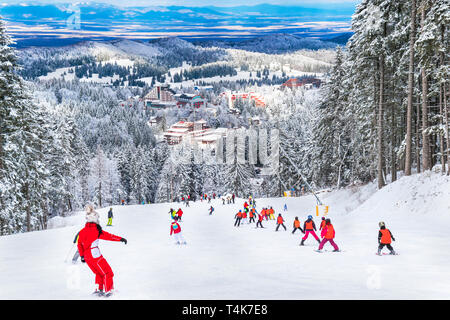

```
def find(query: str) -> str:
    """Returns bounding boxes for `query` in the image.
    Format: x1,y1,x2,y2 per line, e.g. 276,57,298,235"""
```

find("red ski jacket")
77,222,122,261
170,222,181,235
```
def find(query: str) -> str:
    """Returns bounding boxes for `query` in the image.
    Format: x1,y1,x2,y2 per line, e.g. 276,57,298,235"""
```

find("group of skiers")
181,192,221,207
70,195,397,298
169,208,184,221
232,199,397,255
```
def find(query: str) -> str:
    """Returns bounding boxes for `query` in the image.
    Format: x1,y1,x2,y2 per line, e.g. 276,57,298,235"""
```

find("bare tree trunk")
444,82,450,176
98,181,102,208
25,182,31,232
390,98,397,182
416,94,421,173
405,0,416,176
441,25,450,176
420,2,431,171
377,55,385,189
439,83,445,174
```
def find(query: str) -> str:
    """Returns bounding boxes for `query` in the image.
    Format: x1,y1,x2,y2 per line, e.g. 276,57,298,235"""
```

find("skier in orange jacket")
256,211,264,228
249,208,256,223
268,207,275,220
234,210,243,227
300,215,321,246
275,214,286,231
292,217,304,234
377,221,396,255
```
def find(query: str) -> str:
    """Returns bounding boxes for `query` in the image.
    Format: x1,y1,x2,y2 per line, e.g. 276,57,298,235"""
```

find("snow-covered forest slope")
0,170,448,299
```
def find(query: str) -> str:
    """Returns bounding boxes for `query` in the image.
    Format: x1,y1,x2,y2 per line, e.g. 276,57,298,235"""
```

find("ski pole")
64,243,75,263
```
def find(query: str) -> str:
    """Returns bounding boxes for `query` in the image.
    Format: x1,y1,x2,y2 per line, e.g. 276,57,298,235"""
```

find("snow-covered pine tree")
0,18,53,233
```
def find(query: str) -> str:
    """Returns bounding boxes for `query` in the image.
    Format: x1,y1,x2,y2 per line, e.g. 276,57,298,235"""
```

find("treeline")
74,61,167,87
19,55,97,79
172,64,238,82
310,0,449,189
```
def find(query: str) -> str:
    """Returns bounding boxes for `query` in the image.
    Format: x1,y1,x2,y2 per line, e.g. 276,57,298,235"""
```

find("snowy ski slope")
0,170,449,299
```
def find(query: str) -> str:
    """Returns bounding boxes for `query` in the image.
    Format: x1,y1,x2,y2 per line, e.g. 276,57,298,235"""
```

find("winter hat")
379,221,385,228
85,204,99,224
325,218,331,224
308,215,313,220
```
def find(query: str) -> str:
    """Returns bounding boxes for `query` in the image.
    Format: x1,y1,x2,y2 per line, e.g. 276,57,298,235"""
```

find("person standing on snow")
234,210,243,227
268,207,275,220
209,206,214,215
176,208,184,221
170,216,186,245
77,205,127,297
300,215,321,246
242,209,248,224
319,217,327,238
106,208,113,226
317,218,339,252
292,217,304,234
256,212,264,228
275,214,287,231
377,222,396,255
249,208,256,223
283,204,288,211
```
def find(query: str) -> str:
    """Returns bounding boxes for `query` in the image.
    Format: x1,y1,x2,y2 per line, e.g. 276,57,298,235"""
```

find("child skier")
242,209,248,224
77,205,127,297
268,207,275,220
275,214,287,231
317,218,339,252
234,210,243,227
107,208,113,226
177,208,184,221
261,208,268,221
249,208,256,223
292,217,304,234
209,206,214,215
377,222,396,255
300,215,321,246
170,216,186,245
283,204,288,211
319,217,327,238
256,212,264,228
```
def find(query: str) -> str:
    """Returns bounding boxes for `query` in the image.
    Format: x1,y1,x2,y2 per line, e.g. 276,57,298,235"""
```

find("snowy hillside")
0,170,449,299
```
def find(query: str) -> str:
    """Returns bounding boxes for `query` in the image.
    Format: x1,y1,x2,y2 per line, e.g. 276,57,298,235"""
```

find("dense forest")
0,0,448,235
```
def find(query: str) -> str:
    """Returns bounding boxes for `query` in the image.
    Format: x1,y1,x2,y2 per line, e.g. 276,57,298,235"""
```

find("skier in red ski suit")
77,205,127,296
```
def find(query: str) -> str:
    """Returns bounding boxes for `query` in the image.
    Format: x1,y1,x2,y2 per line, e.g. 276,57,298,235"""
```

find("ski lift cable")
279,147,323,206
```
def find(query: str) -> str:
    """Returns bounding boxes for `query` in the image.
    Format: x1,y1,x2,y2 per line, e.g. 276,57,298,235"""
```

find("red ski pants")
86,256,114,292
302,230,319,241
318,238,339,251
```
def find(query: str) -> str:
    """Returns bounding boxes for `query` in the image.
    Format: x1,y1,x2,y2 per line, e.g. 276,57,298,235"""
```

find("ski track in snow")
0,171,449,299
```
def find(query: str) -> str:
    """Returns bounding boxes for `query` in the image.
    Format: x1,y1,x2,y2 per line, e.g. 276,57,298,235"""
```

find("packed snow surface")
0,171,449,299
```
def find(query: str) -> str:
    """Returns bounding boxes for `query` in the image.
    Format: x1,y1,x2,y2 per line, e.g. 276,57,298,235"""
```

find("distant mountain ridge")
1,2,356,48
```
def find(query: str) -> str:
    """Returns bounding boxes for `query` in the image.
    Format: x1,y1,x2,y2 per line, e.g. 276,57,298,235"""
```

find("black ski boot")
104,291,114,298
92,290,104,297
299,239,305,246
